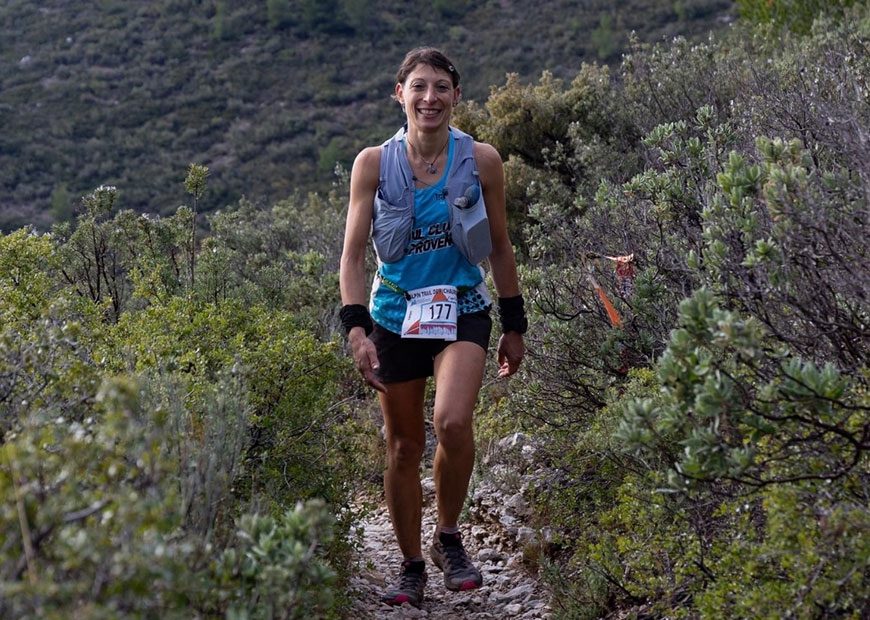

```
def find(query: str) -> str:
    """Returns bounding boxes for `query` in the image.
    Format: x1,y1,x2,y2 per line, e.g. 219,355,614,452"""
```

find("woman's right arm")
340,146,386,392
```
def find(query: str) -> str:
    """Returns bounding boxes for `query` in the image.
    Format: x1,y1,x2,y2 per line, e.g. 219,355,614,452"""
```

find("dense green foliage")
0,0,733,231
468,3,869,617
0,171,367,617
736,0,862,33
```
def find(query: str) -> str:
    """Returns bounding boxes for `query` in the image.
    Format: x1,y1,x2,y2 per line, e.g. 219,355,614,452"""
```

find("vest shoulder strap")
379,126,476,198
379,126,414,195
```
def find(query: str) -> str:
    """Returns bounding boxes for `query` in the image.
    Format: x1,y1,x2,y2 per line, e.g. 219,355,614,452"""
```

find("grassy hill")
0,0,733,230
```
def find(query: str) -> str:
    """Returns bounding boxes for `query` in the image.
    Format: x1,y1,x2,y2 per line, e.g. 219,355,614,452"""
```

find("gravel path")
346,473,553,619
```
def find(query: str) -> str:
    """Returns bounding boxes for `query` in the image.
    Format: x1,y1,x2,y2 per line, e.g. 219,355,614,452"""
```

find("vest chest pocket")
447,168,491,265
372,190,414,264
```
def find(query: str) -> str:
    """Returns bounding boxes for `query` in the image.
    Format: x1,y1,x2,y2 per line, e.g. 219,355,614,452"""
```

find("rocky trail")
346,434,553,619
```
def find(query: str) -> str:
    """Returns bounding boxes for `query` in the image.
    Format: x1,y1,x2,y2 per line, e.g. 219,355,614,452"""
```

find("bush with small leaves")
453,63,638,243
1,375,193,617
492,6,869,617
200,182,347,335
0,229,57,324
618,288,866,488
735,0,861,34
1,168,365,617
697,483,869,618
210,500,337,620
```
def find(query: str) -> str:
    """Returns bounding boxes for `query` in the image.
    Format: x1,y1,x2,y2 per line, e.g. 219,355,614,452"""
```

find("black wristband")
339,304,374,336
498,295,528,334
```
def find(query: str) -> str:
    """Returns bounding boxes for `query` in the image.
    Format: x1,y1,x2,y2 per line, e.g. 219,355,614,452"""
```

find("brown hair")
396,47,460,88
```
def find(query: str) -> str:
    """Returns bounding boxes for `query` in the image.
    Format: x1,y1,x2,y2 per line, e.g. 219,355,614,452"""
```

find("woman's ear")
394,82,404,106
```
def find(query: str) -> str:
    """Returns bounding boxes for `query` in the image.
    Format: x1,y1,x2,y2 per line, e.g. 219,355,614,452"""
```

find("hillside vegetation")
0,0,732,230
1,0,868,618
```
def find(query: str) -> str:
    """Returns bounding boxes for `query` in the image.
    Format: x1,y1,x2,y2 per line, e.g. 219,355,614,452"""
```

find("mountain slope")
0,0,733,230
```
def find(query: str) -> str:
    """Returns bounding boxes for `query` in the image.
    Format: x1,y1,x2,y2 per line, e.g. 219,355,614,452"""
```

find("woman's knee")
433,412,474,448
386,435,424,468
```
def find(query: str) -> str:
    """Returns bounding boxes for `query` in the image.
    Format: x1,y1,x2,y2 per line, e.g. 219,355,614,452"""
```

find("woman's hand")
348,327,386,392
496,331,525,378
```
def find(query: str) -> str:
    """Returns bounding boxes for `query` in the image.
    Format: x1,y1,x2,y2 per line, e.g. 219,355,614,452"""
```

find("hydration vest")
371,125,492,264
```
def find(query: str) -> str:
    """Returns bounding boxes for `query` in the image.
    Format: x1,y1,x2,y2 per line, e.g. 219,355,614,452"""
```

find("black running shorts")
370,310,492,383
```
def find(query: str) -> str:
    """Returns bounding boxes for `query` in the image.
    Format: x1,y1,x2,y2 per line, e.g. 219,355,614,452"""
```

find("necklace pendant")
426,163,437,174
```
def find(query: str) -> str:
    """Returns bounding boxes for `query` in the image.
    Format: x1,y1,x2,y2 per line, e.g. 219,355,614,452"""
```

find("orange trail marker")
586,270,623,328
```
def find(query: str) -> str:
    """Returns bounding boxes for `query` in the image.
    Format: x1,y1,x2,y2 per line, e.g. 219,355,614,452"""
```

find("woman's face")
395,63,460,132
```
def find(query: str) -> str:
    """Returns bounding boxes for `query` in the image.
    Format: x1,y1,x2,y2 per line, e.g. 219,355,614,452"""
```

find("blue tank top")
370,132,491,334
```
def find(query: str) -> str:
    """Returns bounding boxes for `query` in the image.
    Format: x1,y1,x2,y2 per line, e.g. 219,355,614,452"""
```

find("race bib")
401,285,458,341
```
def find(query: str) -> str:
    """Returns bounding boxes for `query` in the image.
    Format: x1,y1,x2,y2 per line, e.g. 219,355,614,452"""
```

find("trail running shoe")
380,559,427,607
429,531,483,592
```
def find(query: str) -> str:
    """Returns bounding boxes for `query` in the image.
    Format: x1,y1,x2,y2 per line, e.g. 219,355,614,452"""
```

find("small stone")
498,432,527,452
491,464,510,478
505,603,523,615
477,547,503,562
505,493,529,517
496,573,513,587
499,514,518,534
516,526,536,545
495,583,535,603
362,572,385,586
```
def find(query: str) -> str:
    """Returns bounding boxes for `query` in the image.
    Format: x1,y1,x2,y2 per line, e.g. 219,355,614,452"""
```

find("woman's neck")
405,126,450,160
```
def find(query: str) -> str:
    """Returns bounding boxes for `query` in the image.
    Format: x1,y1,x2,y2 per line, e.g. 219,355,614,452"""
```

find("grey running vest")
372,125,492,264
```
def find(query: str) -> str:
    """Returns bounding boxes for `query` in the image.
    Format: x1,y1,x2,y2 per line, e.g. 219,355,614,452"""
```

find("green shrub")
698,484,869,619
494,7,869,617
210,500,337,620
0,177,364,617
735,0,861,34
618,288,865,489
0,229,57,324
1,374,195,617
453,62,638,241
0,371,341,618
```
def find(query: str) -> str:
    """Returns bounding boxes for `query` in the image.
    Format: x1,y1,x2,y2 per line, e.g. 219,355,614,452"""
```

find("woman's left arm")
475,142,525,377
476,142,520,296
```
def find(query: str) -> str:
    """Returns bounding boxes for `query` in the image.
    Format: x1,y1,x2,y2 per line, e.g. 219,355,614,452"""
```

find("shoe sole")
381,594,423,607
380,573,427,608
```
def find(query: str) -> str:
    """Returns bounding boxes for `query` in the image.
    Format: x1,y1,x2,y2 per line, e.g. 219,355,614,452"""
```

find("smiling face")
395,63,461,133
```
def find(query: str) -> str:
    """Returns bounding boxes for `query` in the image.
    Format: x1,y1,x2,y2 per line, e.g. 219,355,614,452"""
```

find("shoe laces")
442,541,473,572
399,561,425,590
